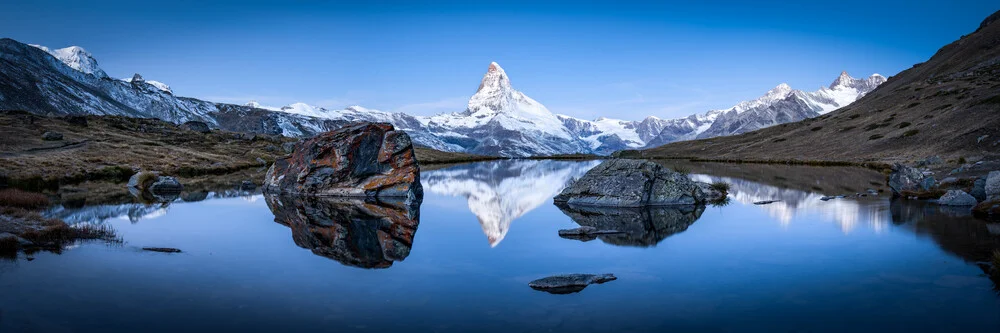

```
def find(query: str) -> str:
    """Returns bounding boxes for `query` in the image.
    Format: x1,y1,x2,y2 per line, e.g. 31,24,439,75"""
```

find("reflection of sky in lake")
3,161,999,332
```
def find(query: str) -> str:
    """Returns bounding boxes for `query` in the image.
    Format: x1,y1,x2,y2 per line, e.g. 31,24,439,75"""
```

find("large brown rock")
263,122,422,203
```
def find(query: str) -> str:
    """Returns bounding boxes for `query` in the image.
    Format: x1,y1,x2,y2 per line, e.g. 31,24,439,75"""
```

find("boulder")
553,159,704,207
888,163,926,196
265,194,419,268
970,177,987,201
529,273,617,294
42,131,63,141
181,121,211,133
263,122,422,204
937,190,978,206
986,171,1000,200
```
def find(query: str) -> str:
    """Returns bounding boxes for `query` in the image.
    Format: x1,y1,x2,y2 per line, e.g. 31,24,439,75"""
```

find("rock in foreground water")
937,190,978,206
888,163,928,196
553,159,705,207
263,122,422,204
529,273,617,294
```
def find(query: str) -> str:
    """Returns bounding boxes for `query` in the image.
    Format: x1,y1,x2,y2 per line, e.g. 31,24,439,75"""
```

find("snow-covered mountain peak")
29,44,109,78
829,71,855,89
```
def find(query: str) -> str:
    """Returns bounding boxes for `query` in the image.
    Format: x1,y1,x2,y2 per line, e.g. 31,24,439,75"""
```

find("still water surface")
2,160,999,332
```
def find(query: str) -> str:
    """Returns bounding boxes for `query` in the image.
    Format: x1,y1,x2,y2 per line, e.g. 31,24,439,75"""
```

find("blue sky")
2,0,997,120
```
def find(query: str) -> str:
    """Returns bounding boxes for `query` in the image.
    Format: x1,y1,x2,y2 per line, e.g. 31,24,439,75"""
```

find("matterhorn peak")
477,61,512,94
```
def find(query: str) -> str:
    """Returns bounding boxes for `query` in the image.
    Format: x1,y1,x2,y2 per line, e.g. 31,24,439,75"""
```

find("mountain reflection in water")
264,195,420,269
421,159,600,246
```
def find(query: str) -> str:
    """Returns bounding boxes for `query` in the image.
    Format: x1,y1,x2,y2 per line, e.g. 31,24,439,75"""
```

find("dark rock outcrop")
555,203,703,247
263,122,422,204
529,273,617,294
553,159,705,207
181,120,211,133
265,194,419,269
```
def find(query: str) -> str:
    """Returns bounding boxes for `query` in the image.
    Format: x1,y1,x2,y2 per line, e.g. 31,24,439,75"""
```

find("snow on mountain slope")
645,72,886,146
251,101,461,151
424,62,588,156
422,159,600,247
29,44,109,78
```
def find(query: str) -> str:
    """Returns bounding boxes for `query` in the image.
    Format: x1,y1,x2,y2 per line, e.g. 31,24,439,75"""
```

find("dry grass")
0,111,290,190
0,188,49,208
413,146,500,165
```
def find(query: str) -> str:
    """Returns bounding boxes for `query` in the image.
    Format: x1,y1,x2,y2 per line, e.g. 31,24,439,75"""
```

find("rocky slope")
638,10,1000,163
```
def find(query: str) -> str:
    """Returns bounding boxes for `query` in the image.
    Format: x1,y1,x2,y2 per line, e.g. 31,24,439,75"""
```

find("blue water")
2,160,999,332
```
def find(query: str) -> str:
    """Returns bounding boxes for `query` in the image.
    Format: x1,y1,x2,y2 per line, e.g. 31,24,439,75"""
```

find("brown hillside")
640,10,1000,164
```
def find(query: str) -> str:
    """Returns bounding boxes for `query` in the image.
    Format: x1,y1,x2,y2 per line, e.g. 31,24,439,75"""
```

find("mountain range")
639,10,1000,163
0,37,884,157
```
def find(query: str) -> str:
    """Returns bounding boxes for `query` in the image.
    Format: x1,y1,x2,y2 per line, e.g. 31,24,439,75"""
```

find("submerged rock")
265,194,419,269
528,273,617,294
555,203,703,247
553,159,705,207
888,163,928,196
263,122,422,204
937,190,978,206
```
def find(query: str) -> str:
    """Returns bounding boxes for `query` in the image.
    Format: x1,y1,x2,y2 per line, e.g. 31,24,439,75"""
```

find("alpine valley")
0,38,884,157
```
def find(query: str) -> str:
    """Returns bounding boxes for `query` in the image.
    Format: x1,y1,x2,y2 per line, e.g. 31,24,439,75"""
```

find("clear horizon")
2,0,997,121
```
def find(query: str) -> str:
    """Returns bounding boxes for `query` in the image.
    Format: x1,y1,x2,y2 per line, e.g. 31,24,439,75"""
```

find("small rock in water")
866,189,879,195
753,200,781,205
42,131,63,141
888,163,927,196
820,196,837,201
142,247,182,253
937,190,978,206
528,273,617,294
